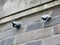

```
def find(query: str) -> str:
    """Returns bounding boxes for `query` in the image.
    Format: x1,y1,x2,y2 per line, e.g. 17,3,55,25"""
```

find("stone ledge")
0,0,60,24
0,0,53,19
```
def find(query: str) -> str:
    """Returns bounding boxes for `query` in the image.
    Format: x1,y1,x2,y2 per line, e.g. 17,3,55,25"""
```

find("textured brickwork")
0,0,60,45
15,27,53,44
0,37,14,45
42,34,60,45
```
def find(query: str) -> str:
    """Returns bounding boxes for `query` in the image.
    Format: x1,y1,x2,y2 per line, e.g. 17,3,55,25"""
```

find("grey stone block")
26,40,42,45
0,37,14,45
14,39,42,45
52,7,60,17
53,24,60,34
26,22,42,32
42,34,60,45
0,22,12,32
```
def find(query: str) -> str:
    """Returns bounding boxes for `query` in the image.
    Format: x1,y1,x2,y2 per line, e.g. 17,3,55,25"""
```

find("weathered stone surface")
0,0,52,18
0,6,60,32
0,0,60,45
1,15,60,40
0,22,13,32
15,44,25,45
15,27,53,44
41,0,51,4
0,1,60,24
42,34,60,45
52,7,60,17
14,39,42,45
26,40,42,45
44,15,60,27
0,0,6,7
43,0,60,9
0,37,14,45
0,25,26,40
53,24,60,34
26,21,42,32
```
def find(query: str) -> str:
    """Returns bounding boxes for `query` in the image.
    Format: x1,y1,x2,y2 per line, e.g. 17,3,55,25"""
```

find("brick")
26,21,42,32
15,27,53,44
0,37,14,45
44,15,60,27
42,34,60,45
15,39,42,45
26,40,42,45
53,24,60,34
52,7,60,17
